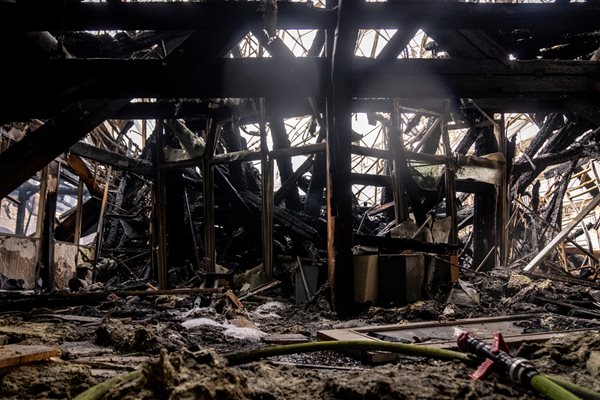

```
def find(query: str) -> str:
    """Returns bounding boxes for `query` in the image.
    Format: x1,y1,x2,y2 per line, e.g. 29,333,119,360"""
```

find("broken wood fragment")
225,289,245,311
0,344,60,370
238,280,281,301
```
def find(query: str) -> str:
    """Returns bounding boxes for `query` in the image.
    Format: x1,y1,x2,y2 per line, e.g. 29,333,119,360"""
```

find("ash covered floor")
1,268,600,400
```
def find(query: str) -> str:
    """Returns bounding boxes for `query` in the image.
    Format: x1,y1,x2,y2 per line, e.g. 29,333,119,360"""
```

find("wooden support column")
74,179,84,245
472,121,498,272
202,120,219,274
441,108,459,283
327,0,357,316
92,167,112,281
388,105,407,223
153,120,169,289
258,98,274,279
39,162,60,291
495,114,508,268
201,160,215,273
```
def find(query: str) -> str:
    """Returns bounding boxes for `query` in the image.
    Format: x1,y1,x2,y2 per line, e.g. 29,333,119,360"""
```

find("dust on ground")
0,268,599,399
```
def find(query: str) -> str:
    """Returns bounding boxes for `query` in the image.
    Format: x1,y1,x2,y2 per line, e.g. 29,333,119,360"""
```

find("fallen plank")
263,334,310,345
317,315,599,363
225,289,246,311
238,280,282,301
33,314,102,324
0,344,60,369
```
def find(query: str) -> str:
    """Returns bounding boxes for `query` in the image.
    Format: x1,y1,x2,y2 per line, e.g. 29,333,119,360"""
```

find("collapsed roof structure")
0,1,600,398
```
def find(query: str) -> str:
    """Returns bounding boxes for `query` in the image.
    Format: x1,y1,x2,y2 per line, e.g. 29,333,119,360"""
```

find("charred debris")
1,1,600,399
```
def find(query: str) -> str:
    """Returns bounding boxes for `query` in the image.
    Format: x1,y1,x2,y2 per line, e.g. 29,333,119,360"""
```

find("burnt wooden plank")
0,345,61,369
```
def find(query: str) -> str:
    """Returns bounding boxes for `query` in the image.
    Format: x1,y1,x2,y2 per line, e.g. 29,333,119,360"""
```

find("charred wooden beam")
0,100,128,200
244,192,319,240
202,120,218,273
221,122,248,192
0,2,333,31
512,143,593,177
352,98,570,115
153,121,169,289
351,173,391,188
2,2,598,32
117,102,231,121
472,125,498,272
495,115,509,268
3,58,599,101
69,142,153,176
327,0,356,316
304,151,327,217
268,100,302,211
376,29,418,61
562,98,600,126
512,125,600,194
274,156,314,206
38,162,60,291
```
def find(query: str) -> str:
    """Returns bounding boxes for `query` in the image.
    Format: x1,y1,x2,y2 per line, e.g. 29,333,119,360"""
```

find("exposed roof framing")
0,100,128,199
1,2,599,32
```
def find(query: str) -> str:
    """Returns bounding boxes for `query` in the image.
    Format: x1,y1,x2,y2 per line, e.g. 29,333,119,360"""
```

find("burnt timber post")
327,0,356,316
202,119,219,274
39,161,60,291
153,120,169,289
472,120,498,272
441,111,459,283
495,115,508,267
258,98,274,280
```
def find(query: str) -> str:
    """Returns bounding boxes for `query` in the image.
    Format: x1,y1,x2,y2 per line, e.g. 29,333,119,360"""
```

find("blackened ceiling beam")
0,97,574,123
0,2,331,31
0,101,231,124
3,58,599,101
0,2,599,32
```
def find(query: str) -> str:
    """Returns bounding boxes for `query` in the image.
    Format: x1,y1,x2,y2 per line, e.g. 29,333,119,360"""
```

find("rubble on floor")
0,266,599,399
